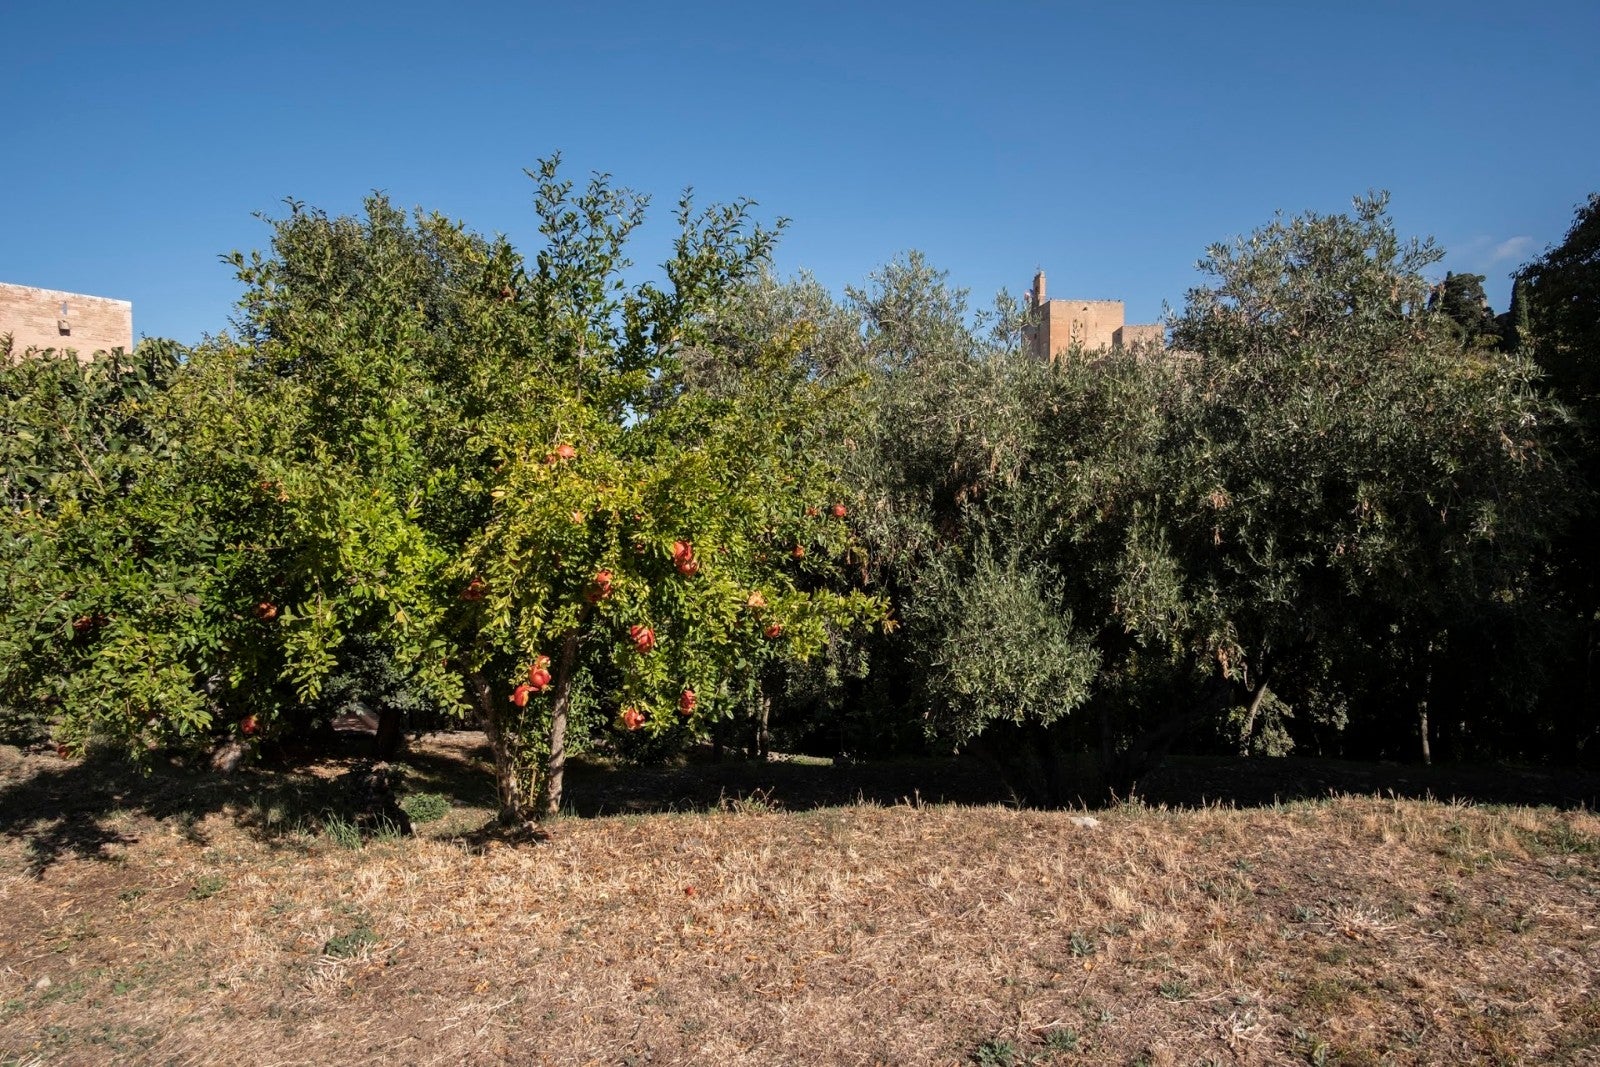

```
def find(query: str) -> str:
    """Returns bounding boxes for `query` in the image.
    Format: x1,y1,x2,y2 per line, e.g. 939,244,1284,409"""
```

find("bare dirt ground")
1,733,1597,1065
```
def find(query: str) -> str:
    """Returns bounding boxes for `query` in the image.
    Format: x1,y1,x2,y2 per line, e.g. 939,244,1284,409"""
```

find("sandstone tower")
1,283,133,357
1023,271,1163,361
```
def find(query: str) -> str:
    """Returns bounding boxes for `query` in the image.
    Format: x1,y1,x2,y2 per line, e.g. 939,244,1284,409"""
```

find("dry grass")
2,735,1598,1065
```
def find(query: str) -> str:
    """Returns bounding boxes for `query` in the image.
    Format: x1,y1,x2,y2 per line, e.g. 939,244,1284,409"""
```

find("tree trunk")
542,629,582,819
752,686,771,761
471,670,530,823
1237,675,1271,757
1418,637,1436,767
374,706,404,759
1418,704,1432,766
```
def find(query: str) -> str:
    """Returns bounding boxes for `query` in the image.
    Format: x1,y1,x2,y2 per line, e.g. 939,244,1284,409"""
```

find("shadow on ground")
3,730,1596,875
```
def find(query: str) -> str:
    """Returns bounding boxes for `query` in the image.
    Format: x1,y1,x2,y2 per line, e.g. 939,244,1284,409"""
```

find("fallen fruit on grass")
621,706,645,731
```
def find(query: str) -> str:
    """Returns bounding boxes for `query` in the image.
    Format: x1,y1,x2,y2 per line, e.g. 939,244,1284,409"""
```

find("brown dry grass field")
2,733,1598,1066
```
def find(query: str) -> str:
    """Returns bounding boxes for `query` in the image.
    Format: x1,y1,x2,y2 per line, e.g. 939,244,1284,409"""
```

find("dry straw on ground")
1,735,1597,1065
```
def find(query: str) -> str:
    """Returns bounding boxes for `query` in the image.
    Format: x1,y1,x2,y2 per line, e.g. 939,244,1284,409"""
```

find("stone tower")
1024,271,1163,361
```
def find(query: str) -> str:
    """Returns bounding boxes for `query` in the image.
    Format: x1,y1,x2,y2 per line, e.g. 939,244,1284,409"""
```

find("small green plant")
719,787,782,814
322,924,377,958
187,874,225,900
400,791,451,823
1043,1027,1079,1052
321,815,363,849
1291,1027,1331,1066
1158,979,1191,1002
1069,931,1096,957
971,1038,1018,1067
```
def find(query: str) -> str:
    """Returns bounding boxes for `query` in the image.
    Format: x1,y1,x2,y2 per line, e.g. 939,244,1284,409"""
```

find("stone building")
1,282,133,357
1023,270,1163,361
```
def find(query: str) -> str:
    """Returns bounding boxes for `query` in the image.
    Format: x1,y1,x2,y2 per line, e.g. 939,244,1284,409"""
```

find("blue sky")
3,1,1596,345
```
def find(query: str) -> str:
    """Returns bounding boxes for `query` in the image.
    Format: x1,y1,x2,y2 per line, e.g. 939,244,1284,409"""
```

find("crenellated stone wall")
1,283,133,358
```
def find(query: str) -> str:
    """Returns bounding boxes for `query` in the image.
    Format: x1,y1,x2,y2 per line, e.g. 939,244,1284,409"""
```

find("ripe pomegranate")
764,622,784,639
586,570,614,603
510,683,533,707
672,540,694,563
676,557,700,577
629,624,656,654
746,591,767,609
621,706,645,731
831,503,848,518
72,615,94,635
460,577,487,601
554,443,577,461
678,689,697,716
528,665,552,692
791,544,806,559
241,715,260,736
256,601,279,621
499,285,514,300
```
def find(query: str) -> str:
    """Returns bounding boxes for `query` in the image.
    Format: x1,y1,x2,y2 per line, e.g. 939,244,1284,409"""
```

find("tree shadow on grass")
4,733,1596,876
0,732,444,877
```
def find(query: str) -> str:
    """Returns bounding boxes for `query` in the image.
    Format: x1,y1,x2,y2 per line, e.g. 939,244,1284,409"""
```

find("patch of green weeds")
1525,822,1598,857
322,924,377,958
1291,1027,1332,1066
1043,1027,1078,1052
320,815,364,849
187,874,225,900
971,1038,1018,1066
1157,978,1191,1002
401,792,451,823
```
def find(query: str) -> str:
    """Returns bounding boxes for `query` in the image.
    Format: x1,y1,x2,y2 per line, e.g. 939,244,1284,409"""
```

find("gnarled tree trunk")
542,629,582,818
471,670,532,823
1237,674,1271,757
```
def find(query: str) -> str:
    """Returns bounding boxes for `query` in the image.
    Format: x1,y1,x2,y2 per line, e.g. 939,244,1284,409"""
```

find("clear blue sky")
3,0,1596,345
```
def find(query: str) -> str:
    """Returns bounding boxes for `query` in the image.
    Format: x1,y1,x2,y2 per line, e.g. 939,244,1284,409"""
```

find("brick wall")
0,283,133,358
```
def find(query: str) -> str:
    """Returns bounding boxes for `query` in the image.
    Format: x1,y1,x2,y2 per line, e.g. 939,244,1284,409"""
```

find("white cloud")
1487,235,1535,265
